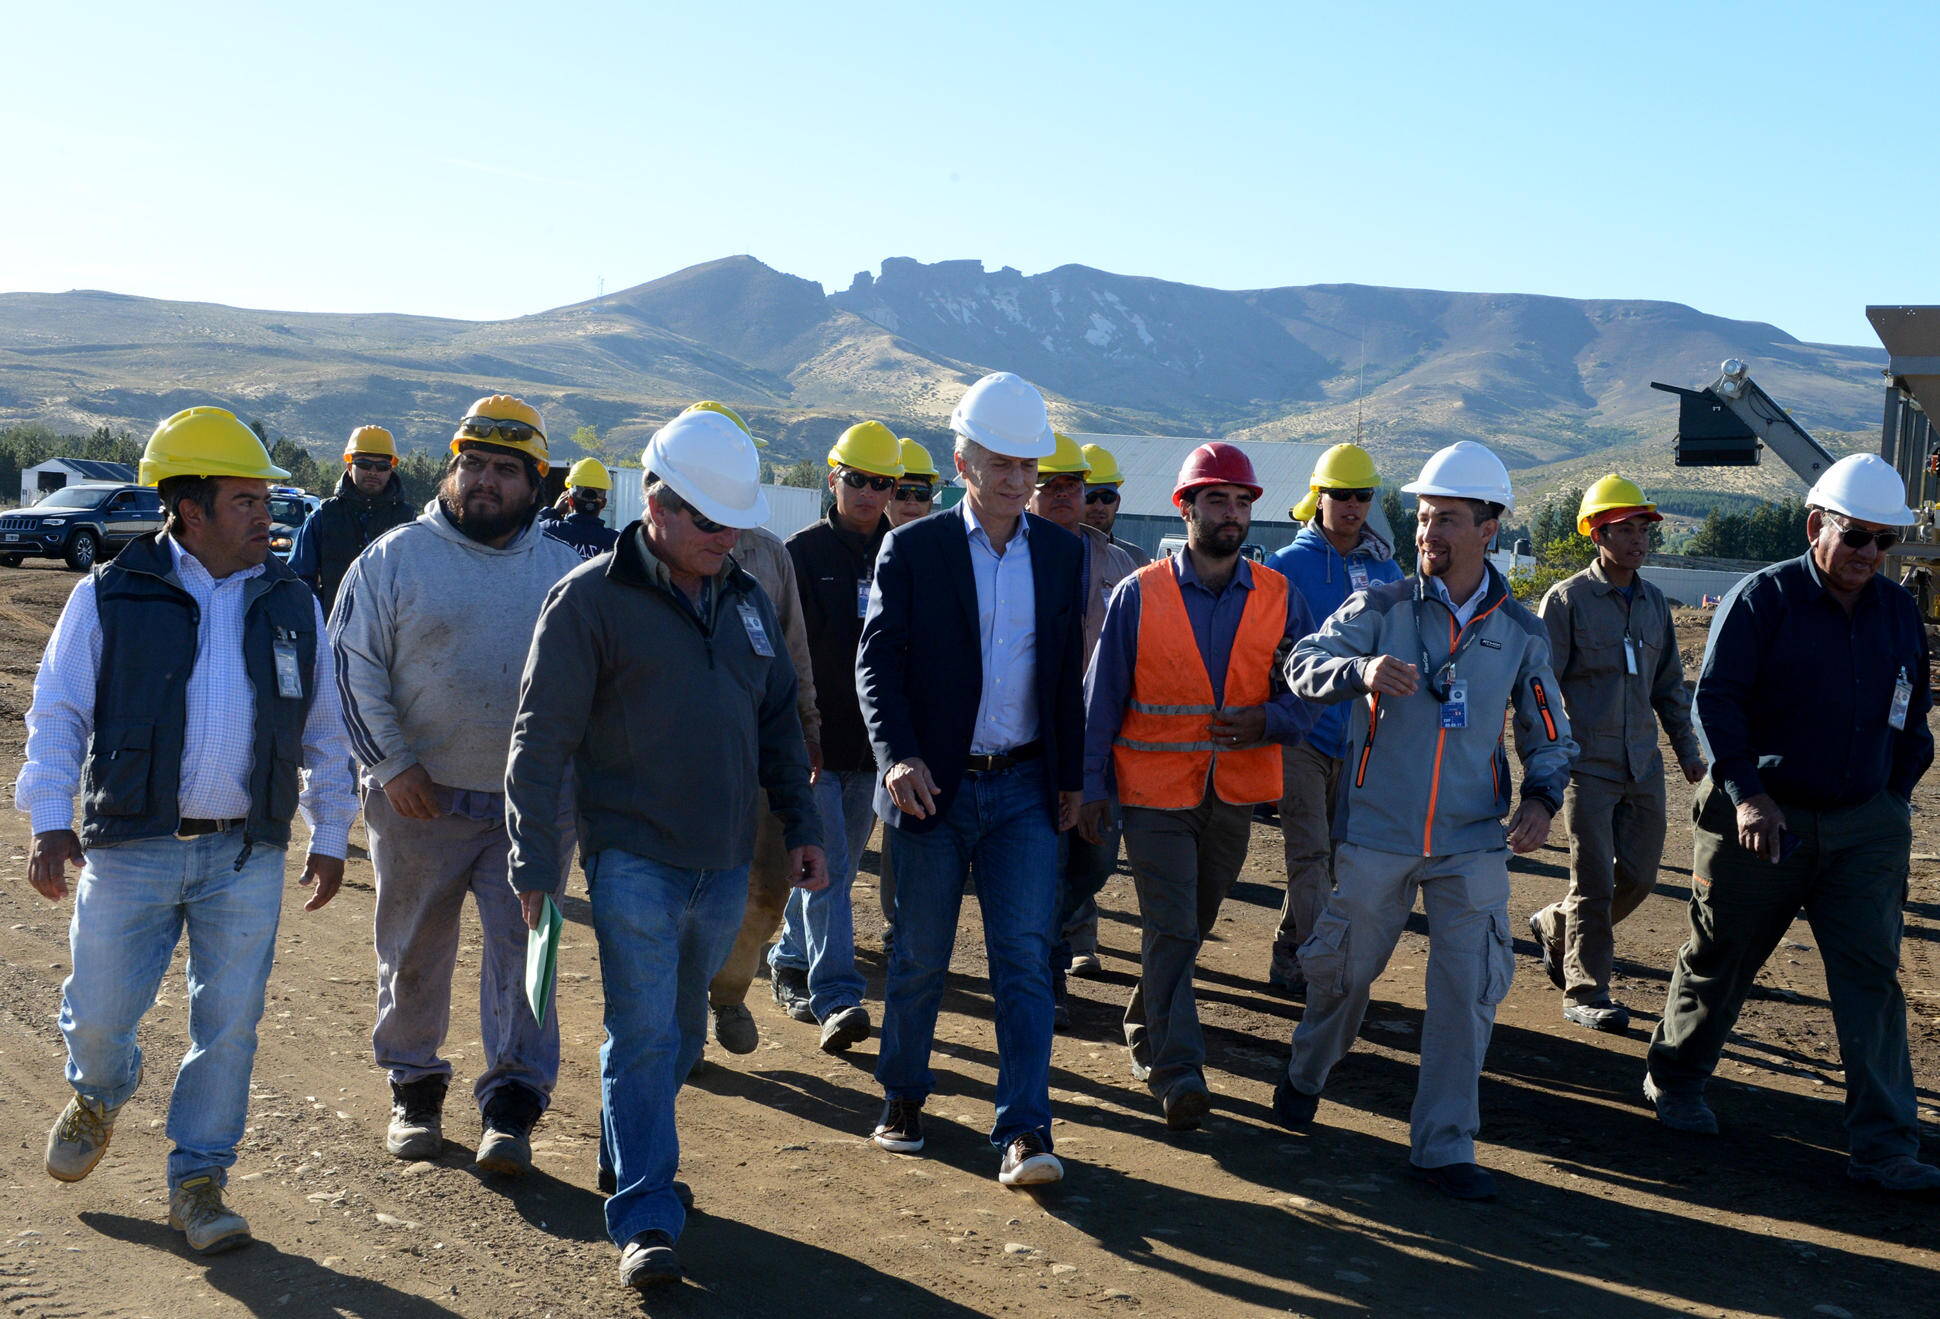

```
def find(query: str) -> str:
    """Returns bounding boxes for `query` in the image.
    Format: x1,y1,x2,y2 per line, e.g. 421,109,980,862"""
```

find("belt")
963,741,1042,775
176,818,243,839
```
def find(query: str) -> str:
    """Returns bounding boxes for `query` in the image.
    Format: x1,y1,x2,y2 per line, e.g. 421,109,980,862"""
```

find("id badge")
1890,667,1912,731
1347,559,1369,590
272,630,304,699
857,578,872,620
1440,679,1468,729
1624,637,1638,676
738,601,776,657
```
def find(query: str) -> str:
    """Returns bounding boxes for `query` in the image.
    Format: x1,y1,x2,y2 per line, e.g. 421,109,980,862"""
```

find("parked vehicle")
0,483,164,570
267,486,321,563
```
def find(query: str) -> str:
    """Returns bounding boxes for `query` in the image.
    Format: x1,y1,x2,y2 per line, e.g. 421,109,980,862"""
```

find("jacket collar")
106,531,295,604
334,470,406,507
606,521,756,600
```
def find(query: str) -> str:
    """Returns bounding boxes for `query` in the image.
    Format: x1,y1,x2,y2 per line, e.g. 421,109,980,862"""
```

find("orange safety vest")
1112,559,1288,809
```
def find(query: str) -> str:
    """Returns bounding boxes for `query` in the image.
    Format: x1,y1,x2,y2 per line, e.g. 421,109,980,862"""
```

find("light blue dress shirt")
961,500,1039,754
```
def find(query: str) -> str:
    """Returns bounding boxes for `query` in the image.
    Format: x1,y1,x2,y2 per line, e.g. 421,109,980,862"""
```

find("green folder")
525,894,564,1025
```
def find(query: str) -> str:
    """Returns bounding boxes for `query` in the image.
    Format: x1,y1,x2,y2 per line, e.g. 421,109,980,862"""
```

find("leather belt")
176,818,242,838
963,741,1043,775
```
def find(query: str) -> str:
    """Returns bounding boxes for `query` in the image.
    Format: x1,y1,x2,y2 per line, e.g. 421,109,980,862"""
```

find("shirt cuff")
1714,763,1764,806
28,801,75,836
1263,703,1300,745
305,823,350,860
369,751,419,787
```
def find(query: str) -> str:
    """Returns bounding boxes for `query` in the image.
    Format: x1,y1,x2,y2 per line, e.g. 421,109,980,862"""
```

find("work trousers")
1647,783,1917,1163
771,769,873,1019
1057,799,1123,968
707,798,792,1008
1531,769,1667,1004
1287,841,1514,1168
1276,741,1343,962
1119,792,1254,1097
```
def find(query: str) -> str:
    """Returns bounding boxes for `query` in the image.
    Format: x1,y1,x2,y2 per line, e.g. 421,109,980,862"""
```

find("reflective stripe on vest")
1112,558,1288,809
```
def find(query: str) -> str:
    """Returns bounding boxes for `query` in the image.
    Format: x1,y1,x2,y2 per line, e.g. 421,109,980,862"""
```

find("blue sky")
4,0,1932,346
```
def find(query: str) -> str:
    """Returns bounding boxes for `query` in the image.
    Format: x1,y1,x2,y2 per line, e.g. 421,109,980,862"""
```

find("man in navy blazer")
856,371,1085,1187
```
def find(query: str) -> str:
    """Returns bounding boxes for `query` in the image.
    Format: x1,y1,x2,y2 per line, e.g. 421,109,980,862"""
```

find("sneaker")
1847,1155,1940,1195
476,1083,544,1176
1528,912,1564,990
1562,999,1630,1033
998,1131,1063,1186
45,1092,122,1183
386,1075,447,1160
1643,1075,1720,1135
619,1229,681,1290
1409,1161,1498,1202
1268,943,1305,994
873,1098,925,1153
1067,951,1102,979
1271,1078,1319,1130
168,1176,252,1254
1162,1080,1211,1132
770,965,815,1024
819,1005,871,1054
711,1003,760,1055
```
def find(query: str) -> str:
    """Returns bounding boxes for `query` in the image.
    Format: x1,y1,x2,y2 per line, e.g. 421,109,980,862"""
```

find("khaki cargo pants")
1531,768,1666,1004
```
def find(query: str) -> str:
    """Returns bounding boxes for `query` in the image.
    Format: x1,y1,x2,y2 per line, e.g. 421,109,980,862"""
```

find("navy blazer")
857,506,1086,831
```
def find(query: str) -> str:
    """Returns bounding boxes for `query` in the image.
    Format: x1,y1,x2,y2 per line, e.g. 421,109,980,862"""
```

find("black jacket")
308,471,413,610
786,510,888,772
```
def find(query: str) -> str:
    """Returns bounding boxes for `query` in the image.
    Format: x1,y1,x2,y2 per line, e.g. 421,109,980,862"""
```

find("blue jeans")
771,769,873,1019
59,830,285,1191
876,759,1060,1149
588,848,749,1245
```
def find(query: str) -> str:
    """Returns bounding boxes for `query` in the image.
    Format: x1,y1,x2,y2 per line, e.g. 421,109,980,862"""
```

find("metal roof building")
19,459,137,507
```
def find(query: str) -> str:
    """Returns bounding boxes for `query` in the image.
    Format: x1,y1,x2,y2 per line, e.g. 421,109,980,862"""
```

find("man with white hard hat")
1645,454,1939,1194
505,407,828,1289
1278,440,1577,1202
857,370,1088,1187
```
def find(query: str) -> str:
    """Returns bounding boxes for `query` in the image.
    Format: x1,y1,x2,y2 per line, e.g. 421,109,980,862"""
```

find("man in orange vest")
1079,442,1316,1129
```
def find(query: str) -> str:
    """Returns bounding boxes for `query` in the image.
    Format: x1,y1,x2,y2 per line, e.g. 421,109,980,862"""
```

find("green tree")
1379,487,1416,574
267,439,324,494
764,458,824,490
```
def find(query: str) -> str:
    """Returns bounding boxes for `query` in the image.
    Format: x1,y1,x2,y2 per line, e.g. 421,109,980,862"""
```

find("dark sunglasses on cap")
457,416,541,444
1084,487,1121,506
1325,487,1375,502
350,457,394,472
839,469,897,493
1825,511,1899,552
894,484,935,503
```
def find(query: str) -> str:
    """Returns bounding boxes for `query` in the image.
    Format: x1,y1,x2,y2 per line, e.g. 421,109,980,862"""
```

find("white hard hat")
949,371,1056,459
1401,441,1515,514
641,410,771,529
1805,453,1916,526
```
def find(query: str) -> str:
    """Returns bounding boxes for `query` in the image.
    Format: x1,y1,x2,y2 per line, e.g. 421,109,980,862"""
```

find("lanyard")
1413,591,1487,702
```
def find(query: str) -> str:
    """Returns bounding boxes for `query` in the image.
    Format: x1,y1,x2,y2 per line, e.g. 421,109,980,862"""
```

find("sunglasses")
894,485,935,503
661,488,729,534
1825,512,1899,553
350,457,394,472
839,470,897,493
1084,487,1121,505
1325,488,1375,502
457,417,541,444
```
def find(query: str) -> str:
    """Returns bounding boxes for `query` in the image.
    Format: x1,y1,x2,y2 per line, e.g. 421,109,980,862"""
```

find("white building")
19,459,136,507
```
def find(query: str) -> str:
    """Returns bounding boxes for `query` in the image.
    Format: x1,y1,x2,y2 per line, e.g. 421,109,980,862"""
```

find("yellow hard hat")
1292,442,1382,521
828,420,905,476
450,394,550,476
898,438,939,480
1080,443,1124,486
343,425,398,462
1576,474,1660,536
1037,431,1091,478
566,457,611,491
681,399,768,448
139,407,290,487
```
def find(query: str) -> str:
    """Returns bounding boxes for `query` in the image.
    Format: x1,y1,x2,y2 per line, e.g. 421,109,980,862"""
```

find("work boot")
45,1092,122,1183
476,1082,544,1176
1409,1161,1498,1202
1847,1155,1940,1195
1528,912,1564,991
1268,942,1305,996
1643,1075,1719,1135
711,1003,760,1054
168,1176,252,1254
386,1075,448,1160
1562,999,1630,1033
619,1230,681,1289
1161,1079,1212,1132
818,1005,870,1054
1271,1077,1319,1130
770,965,815,1024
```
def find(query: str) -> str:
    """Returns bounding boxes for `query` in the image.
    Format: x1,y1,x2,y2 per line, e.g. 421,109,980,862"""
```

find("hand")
1363,655,1420,697
789,845,829,892
1680,758,1707,785
1078,799,1110,845
520,889,551,930
1210,705,1268,748
806,739,824,784
382,764,442,821
298,854,344,911
1506,799,1554,854
885,758,939,819
1057,790,1084,833
1736,793,1787,863
27,829,84,902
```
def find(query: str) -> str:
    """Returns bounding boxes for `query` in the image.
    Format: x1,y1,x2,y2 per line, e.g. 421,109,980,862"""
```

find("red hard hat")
1172,442,1263,508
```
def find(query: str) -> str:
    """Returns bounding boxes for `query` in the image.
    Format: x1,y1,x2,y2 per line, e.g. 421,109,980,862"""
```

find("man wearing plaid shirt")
13,407,356,1255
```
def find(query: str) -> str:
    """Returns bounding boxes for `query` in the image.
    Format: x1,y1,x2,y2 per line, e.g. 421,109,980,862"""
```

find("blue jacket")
1265,525,1404,758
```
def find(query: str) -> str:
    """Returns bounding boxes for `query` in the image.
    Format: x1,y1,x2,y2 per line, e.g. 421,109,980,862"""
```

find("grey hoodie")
330,499,581,791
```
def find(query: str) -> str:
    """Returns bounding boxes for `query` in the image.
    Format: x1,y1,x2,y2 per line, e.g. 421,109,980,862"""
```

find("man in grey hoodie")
330,394,581,1177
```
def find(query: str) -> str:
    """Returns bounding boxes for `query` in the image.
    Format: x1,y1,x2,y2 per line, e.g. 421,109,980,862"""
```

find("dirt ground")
0,560,1937,1318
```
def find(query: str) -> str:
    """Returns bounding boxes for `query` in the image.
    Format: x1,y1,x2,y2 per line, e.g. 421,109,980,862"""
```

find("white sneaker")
998,1133,1063,1186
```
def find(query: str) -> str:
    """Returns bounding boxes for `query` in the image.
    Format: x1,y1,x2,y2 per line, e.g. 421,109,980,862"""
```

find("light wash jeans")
588,848,749,1245
59,829,285,1191
877,759,1060,1149
770,768,873,1020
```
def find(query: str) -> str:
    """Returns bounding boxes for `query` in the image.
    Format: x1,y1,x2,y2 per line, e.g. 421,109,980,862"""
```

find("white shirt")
13,536,357,856
961,500,1039,754
1431,572,1489,629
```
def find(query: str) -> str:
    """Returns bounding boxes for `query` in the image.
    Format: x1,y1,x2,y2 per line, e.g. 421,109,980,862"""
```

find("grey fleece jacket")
331,500,581,792
1286,563,1577,857
504,523,820,890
